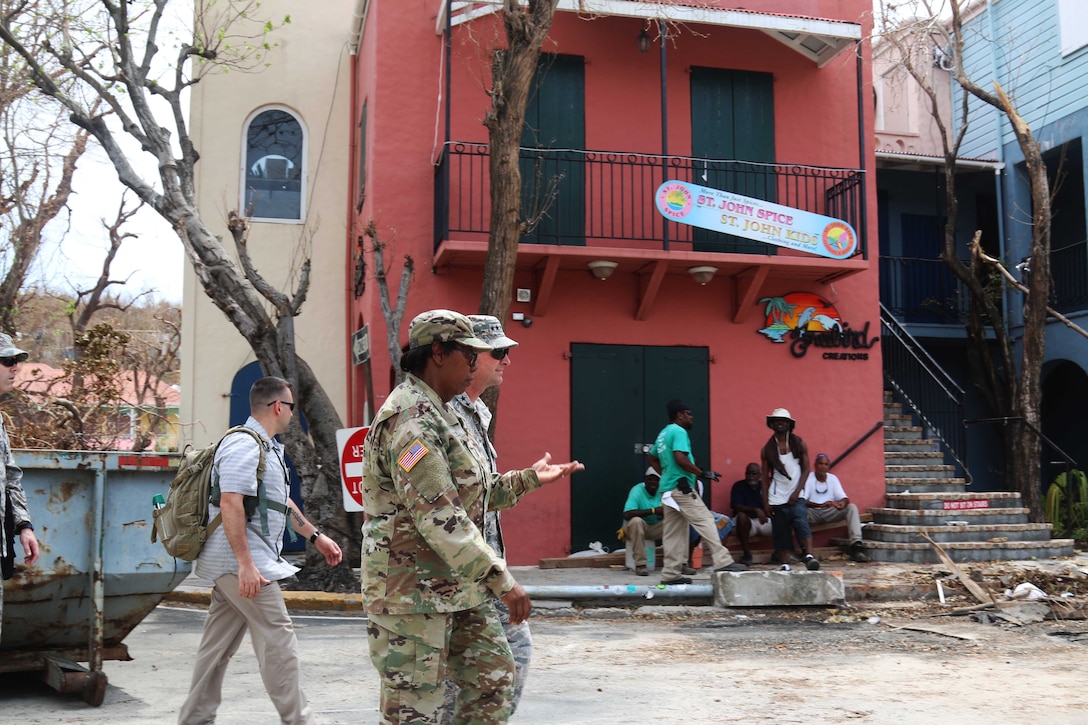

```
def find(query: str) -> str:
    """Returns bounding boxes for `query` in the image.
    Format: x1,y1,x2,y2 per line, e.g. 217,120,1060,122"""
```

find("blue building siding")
959,0,1088,160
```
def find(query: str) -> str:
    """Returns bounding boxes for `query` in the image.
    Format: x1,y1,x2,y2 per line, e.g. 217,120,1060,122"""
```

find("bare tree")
478,0,559,417
362,219,412,387
878,0,1052,520
0,0,355,588
0,0,93,332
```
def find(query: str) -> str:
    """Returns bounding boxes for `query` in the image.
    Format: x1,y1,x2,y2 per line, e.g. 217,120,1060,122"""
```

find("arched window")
242,106,306,221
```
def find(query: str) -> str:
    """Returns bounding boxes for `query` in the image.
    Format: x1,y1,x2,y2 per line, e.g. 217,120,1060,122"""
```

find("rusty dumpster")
0,450,188,705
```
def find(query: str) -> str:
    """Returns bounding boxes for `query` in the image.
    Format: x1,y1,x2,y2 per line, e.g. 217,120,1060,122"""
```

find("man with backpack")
178,376,342,725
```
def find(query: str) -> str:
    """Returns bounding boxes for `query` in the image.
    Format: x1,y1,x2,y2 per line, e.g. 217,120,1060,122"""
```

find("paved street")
5,600,1088,723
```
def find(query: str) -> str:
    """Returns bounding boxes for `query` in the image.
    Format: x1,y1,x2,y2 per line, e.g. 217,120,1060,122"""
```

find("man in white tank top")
760,408,819,570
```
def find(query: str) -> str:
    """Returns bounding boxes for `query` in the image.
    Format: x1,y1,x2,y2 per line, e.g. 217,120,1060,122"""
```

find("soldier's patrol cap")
408,309,493,352
467,315,519,349
0,332,29,362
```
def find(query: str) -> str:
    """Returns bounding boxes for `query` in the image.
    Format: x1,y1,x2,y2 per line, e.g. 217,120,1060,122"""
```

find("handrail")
964,416,1079,531
829,420,884,470
880,303,970,481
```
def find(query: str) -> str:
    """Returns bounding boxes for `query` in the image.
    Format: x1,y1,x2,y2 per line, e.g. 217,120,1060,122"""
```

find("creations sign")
654,180,857,259
757,292,879,361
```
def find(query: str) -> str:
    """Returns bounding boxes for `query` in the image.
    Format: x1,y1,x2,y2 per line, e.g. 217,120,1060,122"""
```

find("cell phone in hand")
703,470,721,481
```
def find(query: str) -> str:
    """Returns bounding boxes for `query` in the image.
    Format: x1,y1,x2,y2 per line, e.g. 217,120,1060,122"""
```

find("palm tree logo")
758,296,796,343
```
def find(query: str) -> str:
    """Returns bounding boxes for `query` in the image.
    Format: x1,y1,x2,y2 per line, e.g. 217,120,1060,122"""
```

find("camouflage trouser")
438,598,531,724
368,603,514,724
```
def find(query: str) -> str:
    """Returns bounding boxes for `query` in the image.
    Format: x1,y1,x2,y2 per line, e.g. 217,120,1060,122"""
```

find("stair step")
884,451,946,465
859,522,1056,544
884,479,967,494
884,491,1021,510
884,439,940,452
884,413,913,424
884,464,957,479
863,538,1076,564
871,506,1030,526
884,425,925,439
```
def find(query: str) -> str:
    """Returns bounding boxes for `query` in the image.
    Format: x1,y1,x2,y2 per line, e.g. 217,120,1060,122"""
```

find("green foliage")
1045,469,1088,543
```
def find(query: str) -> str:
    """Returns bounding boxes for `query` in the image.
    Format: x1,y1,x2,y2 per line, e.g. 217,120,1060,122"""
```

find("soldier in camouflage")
0,332,39,640
442,315,528,723
362,309,582,724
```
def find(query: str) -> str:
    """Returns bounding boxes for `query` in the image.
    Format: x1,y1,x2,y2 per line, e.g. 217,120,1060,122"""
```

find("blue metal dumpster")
0,450,187,705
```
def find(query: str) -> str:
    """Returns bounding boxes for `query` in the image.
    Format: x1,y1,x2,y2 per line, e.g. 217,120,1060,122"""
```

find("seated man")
623,468,665,576
803,453,869,563
730,462,773,565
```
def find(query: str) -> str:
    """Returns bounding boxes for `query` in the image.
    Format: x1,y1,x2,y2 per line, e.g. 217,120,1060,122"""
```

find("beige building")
182,1,353,444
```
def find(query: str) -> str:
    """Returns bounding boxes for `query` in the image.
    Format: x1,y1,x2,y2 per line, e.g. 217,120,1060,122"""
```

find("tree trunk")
479,0,559,424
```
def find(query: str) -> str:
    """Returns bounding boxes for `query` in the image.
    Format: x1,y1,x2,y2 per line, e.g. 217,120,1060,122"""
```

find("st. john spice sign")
758,292,879,360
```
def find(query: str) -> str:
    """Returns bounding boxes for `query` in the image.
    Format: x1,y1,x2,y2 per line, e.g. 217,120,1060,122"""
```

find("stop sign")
336,426,369,512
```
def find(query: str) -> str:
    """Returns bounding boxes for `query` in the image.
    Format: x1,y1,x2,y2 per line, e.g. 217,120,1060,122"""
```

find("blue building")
875,0,1088,491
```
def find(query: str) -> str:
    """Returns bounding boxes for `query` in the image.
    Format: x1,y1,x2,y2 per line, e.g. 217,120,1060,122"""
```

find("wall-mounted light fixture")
688,266,718,285
637,24,652,53
587,260,619,280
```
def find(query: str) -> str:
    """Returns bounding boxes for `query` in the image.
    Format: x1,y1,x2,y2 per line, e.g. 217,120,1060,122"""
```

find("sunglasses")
451,345,478,366
267,400,297,411
490,348,510,361
0,357,22,368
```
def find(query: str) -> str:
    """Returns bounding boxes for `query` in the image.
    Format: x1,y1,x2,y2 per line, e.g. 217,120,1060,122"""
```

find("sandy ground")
4,602,1088,724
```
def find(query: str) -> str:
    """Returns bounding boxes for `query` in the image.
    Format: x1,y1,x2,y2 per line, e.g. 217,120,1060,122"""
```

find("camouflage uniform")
363,373,541,724
0,333,32,639
440,393,532,724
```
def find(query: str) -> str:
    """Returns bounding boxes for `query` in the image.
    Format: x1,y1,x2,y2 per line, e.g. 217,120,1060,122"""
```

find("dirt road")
4,603,1088,723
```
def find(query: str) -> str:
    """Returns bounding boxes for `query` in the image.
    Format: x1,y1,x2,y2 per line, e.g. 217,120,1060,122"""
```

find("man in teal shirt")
649,399,747,584
623,468,664,576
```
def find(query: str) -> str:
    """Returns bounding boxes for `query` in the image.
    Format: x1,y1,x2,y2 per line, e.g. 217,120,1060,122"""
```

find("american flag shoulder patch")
398,439,429,472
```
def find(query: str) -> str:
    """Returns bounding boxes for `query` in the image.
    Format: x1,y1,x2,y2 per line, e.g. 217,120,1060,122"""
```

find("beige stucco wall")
182,0,353,445
873,37,953,157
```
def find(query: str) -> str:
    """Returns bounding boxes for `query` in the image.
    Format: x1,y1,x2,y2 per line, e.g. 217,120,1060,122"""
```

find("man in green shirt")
649,399,747,584
623,468,664,576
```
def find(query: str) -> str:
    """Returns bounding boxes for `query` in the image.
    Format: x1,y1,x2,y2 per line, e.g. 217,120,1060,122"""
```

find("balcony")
1052,240,1088,313
433,143,868,319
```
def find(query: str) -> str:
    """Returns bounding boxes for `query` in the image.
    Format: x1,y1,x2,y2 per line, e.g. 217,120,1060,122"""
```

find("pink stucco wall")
351,1,882,563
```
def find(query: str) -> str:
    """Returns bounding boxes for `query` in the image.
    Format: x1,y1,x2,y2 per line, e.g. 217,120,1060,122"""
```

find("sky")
33,144,185,305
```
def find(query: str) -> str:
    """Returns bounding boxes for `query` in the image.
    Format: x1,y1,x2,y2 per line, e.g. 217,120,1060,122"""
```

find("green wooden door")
690,67,776,254
570,344,710,553
520,54,585,246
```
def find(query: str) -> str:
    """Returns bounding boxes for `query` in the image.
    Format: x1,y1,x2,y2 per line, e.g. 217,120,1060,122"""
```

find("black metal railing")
880,302,969,478
879,256,969,325
1051,239,1088,312
434,142,866,256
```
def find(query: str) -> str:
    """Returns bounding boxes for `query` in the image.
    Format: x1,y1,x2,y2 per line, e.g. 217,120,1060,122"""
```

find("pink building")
347,1,882,563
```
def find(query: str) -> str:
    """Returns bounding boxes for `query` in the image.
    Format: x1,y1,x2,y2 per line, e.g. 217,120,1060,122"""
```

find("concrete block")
712,570,845,607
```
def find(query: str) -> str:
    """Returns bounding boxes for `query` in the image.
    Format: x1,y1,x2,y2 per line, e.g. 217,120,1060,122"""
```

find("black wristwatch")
309,530,322,544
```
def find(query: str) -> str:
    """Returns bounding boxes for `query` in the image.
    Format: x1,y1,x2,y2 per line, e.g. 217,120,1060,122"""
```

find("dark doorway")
1041,360,1088,487
569,344,710,553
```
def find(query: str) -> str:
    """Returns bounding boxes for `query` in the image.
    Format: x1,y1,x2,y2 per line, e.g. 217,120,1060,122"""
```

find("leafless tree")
878,0,1052,520
477,0,559,417
0,0,355,588
0,0,93,332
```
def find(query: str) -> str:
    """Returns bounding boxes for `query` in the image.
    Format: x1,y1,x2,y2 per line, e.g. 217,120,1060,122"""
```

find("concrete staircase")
859,392,1076,564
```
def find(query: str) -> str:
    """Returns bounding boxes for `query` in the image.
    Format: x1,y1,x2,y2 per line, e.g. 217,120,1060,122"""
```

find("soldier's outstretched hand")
532,452,585,484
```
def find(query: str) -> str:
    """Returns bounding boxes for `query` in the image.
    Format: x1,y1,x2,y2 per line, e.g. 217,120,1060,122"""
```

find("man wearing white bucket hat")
760,408,820,570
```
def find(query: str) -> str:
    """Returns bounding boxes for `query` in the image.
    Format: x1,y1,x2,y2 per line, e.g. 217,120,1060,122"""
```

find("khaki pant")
661,490,735,579
808,502,863,543
623,517,664,567
178,575,313,725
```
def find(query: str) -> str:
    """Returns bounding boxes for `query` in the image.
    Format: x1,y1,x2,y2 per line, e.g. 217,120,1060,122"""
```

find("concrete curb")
163,579,928,612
